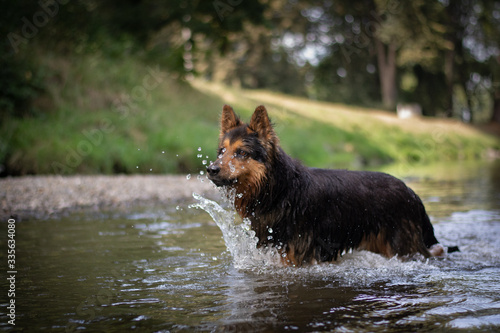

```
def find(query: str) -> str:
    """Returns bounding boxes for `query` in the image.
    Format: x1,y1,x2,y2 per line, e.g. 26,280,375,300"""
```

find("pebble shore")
0,175,217,220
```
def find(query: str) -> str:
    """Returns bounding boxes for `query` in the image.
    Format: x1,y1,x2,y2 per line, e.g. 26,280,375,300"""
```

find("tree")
303,0,406,109
475,0,500,123
375,38,397,108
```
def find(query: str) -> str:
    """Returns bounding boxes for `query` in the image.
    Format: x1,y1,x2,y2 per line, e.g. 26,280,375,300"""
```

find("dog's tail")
428,244,460,257
420,210,460,255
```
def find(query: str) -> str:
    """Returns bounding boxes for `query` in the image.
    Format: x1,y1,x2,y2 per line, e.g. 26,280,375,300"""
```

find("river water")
1,161,499,332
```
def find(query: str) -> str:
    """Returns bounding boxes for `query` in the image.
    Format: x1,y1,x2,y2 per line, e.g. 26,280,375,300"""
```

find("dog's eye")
218,148,226,157
236,149,248,157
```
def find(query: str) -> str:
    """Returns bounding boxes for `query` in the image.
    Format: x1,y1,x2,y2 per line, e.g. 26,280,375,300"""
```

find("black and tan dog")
207,105,456,266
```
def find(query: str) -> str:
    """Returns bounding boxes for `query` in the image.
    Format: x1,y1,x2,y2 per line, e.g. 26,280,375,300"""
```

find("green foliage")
0,50,497,175
2,0,500,125
0,52,47,118
312,54,381,108
278,118,392,169
1,1,499,175
0,52,221,175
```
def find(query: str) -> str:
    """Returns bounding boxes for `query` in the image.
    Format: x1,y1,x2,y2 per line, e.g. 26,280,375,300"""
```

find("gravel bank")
0,175,218,220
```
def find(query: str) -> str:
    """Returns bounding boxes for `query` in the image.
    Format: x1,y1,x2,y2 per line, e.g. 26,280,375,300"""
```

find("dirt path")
0,175,217,220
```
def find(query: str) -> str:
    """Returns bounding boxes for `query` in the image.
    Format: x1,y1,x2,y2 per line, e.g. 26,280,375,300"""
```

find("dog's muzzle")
206,162,236,186
206,163,221,177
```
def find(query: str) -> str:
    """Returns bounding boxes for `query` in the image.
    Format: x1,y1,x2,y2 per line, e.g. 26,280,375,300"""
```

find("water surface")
1,161,499,332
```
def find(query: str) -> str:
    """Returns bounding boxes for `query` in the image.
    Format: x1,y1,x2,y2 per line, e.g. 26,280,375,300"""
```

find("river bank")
0,175,217,220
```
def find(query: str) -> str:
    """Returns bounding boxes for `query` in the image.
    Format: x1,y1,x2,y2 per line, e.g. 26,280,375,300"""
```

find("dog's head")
206,105,279,190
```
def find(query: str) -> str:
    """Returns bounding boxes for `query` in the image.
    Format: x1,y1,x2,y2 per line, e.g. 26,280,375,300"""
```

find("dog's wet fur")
207,105,458,266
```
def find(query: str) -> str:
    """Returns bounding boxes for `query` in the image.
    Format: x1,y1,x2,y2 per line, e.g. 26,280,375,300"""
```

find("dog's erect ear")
249,105,278,143
220,105,242,136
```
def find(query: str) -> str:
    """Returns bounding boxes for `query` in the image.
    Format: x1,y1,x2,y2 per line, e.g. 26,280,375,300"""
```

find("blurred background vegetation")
0,0,499,176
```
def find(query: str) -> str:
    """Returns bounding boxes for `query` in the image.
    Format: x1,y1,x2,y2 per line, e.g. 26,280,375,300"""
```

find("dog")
207,105,457,266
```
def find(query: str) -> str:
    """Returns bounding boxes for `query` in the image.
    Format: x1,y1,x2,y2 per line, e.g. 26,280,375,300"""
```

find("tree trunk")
376,38,397,109
444,48,455,118
492,56,500,123
444,0,462,119
492,95,500,123
458,78,473,123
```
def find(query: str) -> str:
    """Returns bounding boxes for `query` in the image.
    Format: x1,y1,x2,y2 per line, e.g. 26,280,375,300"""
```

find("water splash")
189,193,281,269
189,193,456,283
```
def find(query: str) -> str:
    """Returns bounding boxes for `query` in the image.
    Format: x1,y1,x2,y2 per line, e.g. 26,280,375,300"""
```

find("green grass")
1,52,222,175
1,51,499,175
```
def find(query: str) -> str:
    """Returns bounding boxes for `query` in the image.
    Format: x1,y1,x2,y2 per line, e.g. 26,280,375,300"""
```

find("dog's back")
306,168,438,261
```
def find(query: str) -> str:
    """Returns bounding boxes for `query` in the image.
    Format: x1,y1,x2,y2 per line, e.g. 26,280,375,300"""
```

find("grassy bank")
1,52,499,175
192,80,499,167
1,52,222,175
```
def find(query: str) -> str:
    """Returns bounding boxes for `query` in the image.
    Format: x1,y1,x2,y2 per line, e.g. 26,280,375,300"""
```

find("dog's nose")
206,163,220,176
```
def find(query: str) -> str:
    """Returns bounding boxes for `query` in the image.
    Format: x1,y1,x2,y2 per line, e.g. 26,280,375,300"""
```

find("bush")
0,53,47,118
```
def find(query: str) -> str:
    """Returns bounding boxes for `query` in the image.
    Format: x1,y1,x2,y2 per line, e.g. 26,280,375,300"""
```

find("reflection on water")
1,161,499,332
